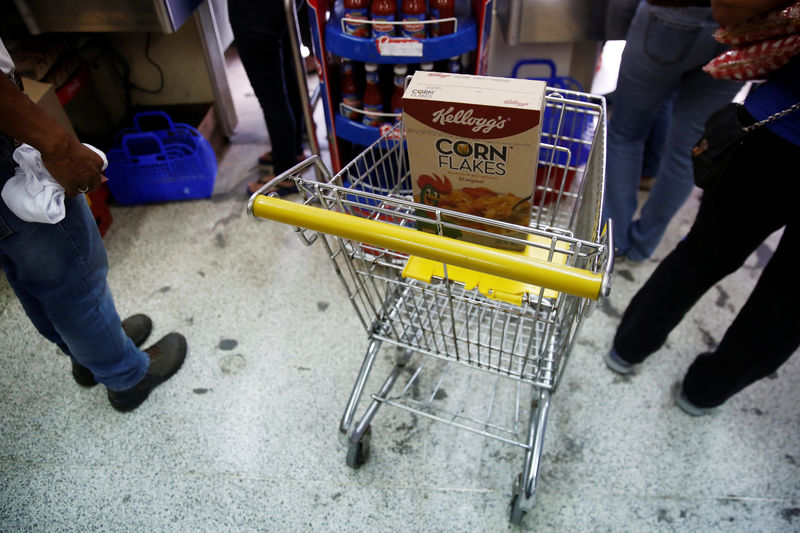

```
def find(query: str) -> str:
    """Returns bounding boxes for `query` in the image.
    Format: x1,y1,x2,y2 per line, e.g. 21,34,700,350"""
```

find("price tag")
376,36,424,57
379,123,405,139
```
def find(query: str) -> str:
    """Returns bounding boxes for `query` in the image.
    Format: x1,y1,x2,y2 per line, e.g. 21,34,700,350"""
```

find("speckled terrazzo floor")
1,55,798,532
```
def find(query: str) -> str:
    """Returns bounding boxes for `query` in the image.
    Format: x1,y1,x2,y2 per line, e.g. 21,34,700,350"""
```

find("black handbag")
692,101,800,191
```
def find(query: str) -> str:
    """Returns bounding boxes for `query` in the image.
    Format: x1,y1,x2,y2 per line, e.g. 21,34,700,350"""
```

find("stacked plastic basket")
106,111,217,205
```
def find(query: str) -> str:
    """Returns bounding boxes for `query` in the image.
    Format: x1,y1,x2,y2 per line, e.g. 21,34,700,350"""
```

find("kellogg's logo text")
431,106,509,134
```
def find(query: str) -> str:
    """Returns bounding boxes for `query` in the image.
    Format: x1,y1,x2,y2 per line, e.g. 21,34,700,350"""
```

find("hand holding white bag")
1,143,107,224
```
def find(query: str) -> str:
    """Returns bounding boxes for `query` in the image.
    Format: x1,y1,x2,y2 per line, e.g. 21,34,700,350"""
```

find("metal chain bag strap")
691,101,800,191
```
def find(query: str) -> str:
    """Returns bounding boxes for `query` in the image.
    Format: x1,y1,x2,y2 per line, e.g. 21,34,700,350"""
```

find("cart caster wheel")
346,427,371,469
395,348,413,366
509,494,526,526
346,440,366,469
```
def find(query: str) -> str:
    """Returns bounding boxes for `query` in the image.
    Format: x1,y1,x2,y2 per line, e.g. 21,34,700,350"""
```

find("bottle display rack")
305,0,495,172
326,17,477,64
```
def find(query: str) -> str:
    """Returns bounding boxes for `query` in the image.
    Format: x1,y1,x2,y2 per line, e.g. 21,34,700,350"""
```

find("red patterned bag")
714,2,800,45
704,2,800,81
704,33,800,80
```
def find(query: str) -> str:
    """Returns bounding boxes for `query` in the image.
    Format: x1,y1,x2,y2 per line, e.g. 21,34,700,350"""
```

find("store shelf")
326,17,477,64
313,0,493,172
335,113,391,146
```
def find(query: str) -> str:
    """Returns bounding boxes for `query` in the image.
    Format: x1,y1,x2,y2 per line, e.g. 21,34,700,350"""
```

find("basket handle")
511,59,558,80
250,194,609,300
511,59,584,91
121,132,167,160
133,111,175,133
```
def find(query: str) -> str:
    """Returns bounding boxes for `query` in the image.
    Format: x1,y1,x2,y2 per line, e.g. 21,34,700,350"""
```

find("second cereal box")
402,72,547,251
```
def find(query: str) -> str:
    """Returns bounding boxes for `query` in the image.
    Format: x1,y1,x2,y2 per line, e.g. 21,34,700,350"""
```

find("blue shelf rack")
326,17,477,65
328,15,477,146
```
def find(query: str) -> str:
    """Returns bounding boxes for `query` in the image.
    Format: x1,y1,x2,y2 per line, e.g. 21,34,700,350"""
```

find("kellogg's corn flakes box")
402,71,547,251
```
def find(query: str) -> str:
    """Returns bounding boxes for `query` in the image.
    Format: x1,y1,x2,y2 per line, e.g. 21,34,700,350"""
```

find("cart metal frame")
248,88,612,524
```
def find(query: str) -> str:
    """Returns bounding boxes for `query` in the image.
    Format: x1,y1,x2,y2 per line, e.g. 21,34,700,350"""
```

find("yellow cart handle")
252,195,607,300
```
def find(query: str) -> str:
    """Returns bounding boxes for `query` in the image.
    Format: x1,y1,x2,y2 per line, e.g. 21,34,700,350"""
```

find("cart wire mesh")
250,89,609,393
248,88,611,515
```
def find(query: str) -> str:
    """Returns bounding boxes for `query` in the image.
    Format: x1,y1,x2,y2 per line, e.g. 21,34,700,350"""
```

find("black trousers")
228,0,305,174
613,120,800,408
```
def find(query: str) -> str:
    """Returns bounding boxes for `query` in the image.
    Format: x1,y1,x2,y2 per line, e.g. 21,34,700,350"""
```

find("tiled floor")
1,54,798,532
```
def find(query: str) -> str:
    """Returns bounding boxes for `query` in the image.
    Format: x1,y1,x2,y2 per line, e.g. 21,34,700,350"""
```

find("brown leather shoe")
72,314,153,387
107,333,187,412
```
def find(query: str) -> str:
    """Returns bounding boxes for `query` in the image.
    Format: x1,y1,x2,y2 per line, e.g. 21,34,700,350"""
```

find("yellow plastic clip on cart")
248,89,613,525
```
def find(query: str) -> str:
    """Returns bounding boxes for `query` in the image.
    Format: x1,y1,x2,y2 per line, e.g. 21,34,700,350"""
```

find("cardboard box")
402,72,546,250
21,76,78,139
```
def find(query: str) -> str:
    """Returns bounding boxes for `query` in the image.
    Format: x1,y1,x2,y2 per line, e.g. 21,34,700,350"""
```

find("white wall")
487,11,601,92
109,20,214,106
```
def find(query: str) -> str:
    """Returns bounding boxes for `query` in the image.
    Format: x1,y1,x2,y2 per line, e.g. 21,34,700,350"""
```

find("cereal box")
402,71,547,251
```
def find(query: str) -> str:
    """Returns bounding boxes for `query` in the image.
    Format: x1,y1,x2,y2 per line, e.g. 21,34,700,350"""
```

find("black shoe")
121,313,153,347
71,314,154,387
675,384,717,417
71,362,98,387
107,333,187,412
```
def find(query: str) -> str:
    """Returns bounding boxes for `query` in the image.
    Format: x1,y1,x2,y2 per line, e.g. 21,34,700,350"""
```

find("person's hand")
40,136,106,197
1,74,107,195
711,0,790,27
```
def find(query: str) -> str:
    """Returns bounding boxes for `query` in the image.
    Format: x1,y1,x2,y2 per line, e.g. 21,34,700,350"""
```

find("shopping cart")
248,88,613,525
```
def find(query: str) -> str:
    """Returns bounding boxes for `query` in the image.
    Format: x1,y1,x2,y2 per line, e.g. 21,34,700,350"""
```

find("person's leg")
613,122,792,365
0,136,74,358
641,92,674,180
0,195,149,391
604,2,705,256
280,28,305,159
296,0,313,51
682,222,800,408
627,65,741,261
229,0,299,175
0,266,72,355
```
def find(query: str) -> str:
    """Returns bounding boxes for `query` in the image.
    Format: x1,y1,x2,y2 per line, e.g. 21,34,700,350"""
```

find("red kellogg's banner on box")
408,100,541,138
402,72,546,251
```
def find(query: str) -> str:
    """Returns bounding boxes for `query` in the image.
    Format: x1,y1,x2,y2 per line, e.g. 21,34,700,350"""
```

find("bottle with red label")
362,62,383,127
341,60,362,121
428,0,454,37
389,64,408,119
371,0,397,39
343,0,371,38
400,0,427,39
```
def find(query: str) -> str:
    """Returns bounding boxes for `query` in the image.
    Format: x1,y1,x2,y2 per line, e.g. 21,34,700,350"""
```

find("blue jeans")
0,135,148,391
603,2,742,261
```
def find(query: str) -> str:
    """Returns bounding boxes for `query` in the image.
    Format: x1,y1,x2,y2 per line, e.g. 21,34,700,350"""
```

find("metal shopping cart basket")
248,88,613,525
